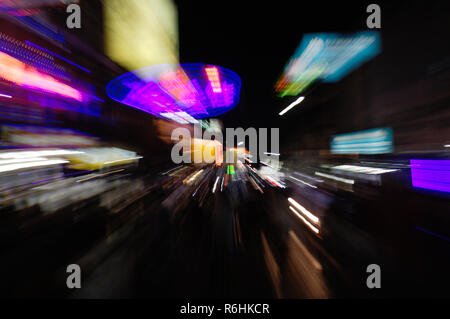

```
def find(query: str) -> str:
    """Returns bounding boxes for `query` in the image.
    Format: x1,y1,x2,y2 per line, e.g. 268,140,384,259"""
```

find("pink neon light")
159,68,198,105
0,51,82,102
205,67,222,93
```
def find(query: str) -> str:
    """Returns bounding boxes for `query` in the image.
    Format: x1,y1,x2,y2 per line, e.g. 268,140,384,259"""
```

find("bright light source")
238,141,244,146
315,171,354,184
212,176,220,193
275,32,381,96
411,159,450,193
0,157,48,165
332,165,397,175
0,93,12,98
177,112,199,124
107,64,241,120
288,197,319,224
103,156,143,165
264,175,285,188
0,159,68,173
0,52,82,101
205,66,222,93
331,127,393,155
160,112,189,124
279,96,305,116
289,206,319,234
0,149,83,159
186,169,203,184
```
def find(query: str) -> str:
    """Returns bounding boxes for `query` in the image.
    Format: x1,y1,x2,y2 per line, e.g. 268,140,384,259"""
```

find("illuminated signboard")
104,0,179,71
411,160,450,193
0,33,102,116
275,31,381,97
331,127,393,155
0,51,82,101
106,63,241,120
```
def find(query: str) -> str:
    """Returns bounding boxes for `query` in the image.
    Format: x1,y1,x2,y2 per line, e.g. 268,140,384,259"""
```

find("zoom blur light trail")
25,40,91,73
0,159,68,173
332,165,397,175
106,64,241,120
0,51,82,101
275,32,381,97
279,96,304,116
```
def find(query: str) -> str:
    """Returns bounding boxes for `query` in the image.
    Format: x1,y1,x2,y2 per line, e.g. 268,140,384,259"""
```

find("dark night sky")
175,0,406,130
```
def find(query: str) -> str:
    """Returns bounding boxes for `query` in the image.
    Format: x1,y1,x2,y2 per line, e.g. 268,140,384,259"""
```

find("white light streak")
289,206,319,234
76,169,124,182
288,197,319,224
289,175,317,188
315,171,354,184
279,96,305,116
161,165,184,175
104,156,143,165
186,169,203,184
0,159,68,173
333,129,386,142
212,176,220,193
0,157,47,165
332,165,397,175
0,149,83,159
264,175,286,188
175,111,199,124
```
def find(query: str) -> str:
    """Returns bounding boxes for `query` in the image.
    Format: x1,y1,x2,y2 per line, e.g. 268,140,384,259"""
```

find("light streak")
279,96,305,116
212,176,220,193
289,206,319,234
315,171,354,184
0,149,83,159
0,159,68,173
288,197,319,224
289,175,317,188
0,51,83,101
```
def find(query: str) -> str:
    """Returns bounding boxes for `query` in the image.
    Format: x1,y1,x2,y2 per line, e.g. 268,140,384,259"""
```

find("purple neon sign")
106,64,241,120
410,159,450,193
